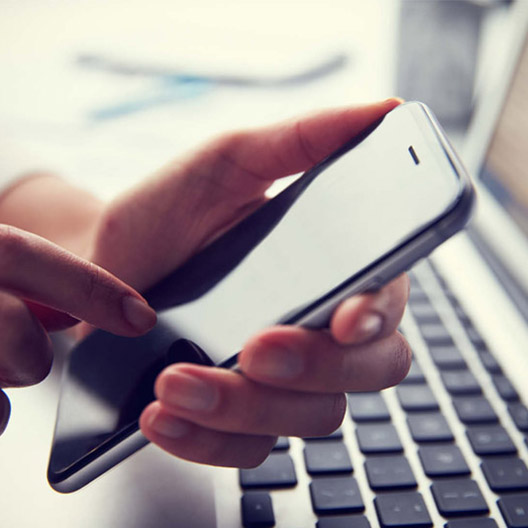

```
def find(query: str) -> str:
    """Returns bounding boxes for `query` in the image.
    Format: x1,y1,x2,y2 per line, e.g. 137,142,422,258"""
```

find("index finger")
0,225,156,336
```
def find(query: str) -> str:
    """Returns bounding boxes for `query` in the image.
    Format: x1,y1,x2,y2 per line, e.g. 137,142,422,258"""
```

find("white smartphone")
47,102,475,492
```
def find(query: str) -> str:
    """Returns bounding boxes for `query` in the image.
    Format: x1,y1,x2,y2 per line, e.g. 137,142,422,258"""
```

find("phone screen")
48,103,470,488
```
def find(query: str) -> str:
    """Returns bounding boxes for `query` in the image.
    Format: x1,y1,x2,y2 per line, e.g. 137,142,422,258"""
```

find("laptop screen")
480,33,528,237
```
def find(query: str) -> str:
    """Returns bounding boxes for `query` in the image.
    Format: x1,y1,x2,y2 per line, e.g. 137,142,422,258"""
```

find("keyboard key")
431,479,488,517
430,346,467,370
407,413,454,442
364,455,417,490
317,516,371,528
409,285,429,303
304,442,353,475
418,444,470,477
493,375,520,402
409,301,442,324
452,304,472,326
347,393,390,422
272,437,289,451
498,494,528,528
509,403,528,432
453,397,498,424
481,457,528,492
445,519,498,528
374,492,432,527
401,360,426,384
396,385,439,412
304,428,343,441
310,476,364,515
465,326,487,349
356,424,403,454
419,323,454,346
478,350,502,374
467,425,517,456
239,453,297,489
241,492,275,528
441,370,482,395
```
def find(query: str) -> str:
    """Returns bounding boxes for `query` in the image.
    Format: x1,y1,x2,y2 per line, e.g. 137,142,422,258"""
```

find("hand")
0,226,156,436
140,278,409,467
89,98,411,467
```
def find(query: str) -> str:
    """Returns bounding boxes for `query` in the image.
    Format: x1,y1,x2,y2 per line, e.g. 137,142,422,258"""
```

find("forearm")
0,173,104,258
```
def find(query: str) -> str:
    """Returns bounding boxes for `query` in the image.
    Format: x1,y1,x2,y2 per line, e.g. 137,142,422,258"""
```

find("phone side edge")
47,430,148,493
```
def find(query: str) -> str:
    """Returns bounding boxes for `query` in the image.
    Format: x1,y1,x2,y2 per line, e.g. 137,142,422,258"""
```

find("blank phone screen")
48,103,466,483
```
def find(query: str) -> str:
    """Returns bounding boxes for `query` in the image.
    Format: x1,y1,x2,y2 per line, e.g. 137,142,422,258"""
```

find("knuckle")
384,332,412,387
294,119,320,165
300,393,346,438
209,130,246,158
315,393,347,436
95,208,122,248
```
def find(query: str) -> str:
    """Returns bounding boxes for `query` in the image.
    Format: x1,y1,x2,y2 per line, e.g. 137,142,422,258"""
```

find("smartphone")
47,102,474,492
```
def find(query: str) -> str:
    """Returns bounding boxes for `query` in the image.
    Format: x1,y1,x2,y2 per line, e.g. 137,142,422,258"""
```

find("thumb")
93,99,402,291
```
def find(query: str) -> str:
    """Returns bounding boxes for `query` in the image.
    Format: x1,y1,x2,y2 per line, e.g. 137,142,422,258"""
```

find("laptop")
0,3,526,528
213,4,528,527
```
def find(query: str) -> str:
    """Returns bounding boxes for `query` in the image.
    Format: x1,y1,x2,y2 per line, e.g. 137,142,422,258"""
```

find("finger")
140,401,276,468
205,98,403,192
0,225,156,336
330,274,410,345
0,389,10,435
239,326,411,393
0,291,52,387
92,99,403,292
171,99,404,219
151,363,346,438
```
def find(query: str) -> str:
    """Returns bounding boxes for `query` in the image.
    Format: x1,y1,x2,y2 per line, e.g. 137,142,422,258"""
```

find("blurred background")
0,0,510,199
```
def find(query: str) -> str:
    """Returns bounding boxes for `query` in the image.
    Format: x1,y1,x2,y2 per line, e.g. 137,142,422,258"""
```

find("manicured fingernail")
148,409,190,439
122,296,157,332
243,344,304,380
355,312,384,342
159,372,218,412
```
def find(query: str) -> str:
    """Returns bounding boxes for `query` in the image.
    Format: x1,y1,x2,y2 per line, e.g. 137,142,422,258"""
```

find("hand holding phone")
48,100,474,492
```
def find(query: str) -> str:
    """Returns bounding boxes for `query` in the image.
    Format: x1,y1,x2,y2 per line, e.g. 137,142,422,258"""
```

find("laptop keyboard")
236,261,528,527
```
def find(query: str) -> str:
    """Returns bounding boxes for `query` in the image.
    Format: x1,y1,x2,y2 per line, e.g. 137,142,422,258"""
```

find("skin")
0,98,411,466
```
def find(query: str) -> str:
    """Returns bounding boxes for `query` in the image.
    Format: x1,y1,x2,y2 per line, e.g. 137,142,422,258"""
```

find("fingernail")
148,409,190,439
355,312,384,342
122,296,157,333
243,344,304,380
382,96,405,105
159,371,218,412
